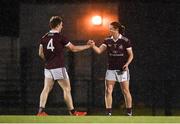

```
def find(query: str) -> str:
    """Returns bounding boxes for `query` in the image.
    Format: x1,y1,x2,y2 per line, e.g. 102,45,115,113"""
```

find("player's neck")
112,33,120,40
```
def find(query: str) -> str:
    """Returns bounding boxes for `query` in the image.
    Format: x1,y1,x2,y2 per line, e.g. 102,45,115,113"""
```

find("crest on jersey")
114,44,117,48
119,45,123,49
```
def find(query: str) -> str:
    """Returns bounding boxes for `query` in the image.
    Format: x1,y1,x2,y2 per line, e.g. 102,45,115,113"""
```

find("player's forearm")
72,45,91,52
38,45,45,61
39,53,45,61
126,54,133,65
92,45,102,54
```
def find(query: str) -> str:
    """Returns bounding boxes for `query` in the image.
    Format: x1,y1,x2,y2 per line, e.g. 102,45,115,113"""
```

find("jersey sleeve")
38,38,43,47
61,35,70,47
39,33,48,46
102,39,108,47
125,39,132,49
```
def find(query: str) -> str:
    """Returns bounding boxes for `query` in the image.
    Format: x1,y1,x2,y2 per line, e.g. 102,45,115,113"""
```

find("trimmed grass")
0,116,180,123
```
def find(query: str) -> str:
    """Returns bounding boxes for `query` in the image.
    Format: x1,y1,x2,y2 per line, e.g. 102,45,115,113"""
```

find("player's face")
109,25,118,35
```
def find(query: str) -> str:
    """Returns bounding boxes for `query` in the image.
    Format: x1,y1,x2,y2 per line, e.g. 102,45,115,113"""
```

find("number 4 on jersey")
47,38,55,52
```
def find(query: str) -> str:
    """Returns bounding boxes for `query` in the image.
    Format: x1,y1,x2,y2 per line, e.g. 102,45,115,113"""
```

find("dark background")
0,0,180,115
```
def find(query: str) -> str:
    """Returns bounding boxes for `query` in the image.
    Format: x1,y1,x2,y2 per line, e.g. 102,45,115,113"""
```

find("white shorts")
105,69,130,82
44,67,69,80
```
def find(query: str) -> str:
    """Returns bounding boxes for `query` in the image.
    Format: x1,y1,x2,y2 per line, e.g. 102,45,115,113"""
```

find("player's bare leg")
57,79,87,116
105,80,115,115
37,77,54,115
120,81,132,116
57,79,74,110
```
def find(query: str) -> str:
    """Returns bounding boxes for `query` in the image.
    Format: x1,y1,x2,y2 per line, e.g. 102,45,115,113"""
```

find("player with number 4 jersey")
37,16,91,116
39,31,70,69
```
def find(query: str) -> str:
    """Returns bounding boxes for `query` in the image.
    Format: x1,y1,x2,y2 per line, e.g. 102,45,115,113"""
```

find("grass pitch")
0,116,180,123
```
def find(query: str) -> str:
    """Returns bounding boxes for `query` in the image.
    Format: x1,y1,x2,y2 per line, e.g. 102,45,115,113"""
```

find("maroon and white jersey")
102,34,132,70
39,30,70,69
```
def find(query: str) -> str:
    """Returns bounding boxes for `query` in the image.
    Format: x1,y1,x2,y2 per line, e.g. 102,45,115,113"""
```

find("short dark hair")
110,21,125,35
49,16,63,29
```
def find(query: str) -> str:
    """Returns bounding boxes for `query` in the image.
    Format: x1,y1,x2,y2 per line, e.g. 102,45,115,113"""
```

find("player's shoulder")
121,35,130,42
58,33,68,41
39,32,49,44
41,32,49,39
104,36,112,41
59,33,66,38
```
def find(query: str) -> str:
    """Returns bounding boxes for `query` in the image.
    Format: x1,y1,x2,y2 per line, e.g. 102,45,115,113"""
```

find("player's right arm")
66,42,91,52
88,40,106,54
92,44,106,54
38,44,45,61
61,35,91,52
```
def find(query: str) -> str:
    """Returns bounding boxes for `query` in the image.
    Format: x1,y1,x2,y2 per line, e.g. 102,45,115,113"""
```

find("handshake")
86,39,102,54
87,40,95,47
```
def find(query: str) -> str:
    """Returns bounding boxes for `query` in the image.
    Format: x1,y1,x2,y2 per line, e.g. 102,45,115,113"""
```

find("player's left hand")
122,64,129,71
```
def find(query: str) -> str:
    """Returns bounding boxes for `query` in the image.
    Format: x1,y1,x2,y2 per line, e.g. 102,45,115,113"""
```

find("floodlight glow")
92,15,102,25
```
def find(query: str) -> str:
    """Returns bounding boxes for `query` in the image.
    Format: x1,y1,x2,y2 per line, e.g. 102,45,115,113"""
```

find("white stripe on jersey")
102,44,107,47
126,47,132,50
65,42,71,47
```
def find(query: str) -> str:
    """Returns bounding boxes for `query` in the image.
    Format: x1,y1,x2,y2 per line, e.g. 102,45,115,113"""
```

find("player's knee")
122,88,130,95
49,86,53,91
63,87,71,93
105,87,113,95
43,87,52,93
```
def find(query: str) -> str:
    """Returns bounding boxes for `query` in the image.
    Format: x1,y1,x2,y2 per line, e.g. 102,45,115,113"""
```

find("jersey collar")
111,34,122,42
49,30,59,33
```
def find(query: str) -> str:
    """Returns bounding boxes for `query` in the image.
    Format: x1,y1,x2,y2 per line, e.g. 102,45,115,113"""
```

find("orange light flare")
78,12,118,44
92,15,102,26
